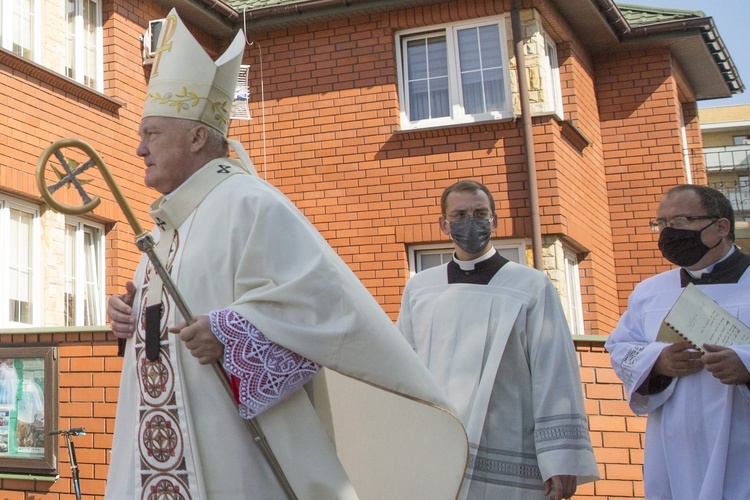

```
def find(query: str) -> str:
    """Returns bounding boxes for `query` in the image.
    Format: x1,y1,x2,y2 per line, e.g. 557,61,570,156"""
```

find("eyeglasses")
445,209,493,221
649,215,718,232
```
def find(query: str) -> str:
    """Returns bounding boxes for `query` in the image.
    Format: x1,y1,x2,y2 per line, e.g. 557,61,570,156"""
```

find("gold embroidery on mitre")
146,86,229,128
150,15,177,78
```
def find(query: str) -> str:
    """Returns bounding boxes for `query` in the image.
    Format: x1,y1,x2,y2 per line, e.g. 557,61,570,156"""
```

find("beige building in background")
700,104,750,248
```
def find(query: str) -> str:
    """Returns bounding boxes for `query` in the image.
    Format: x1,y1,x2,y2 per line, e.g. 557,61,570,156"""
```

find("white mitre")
143,8,245,137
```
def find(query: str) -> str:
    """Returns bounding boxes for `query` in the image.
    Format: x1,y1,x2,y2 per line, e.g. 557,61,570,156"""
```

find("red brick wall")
597,48,691,314
0,337,645,500
0,332,120,499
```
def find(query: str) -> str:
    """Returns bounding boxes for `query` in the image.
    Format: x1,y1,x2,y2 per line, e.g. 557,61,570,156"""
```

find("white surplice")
106,158,468,499
397,260,599,499
606,268,750,500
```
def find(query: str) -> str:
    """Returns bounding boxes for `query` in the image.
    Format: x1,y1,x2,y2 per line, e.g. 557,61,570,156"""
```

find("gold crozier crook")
36,138,298,499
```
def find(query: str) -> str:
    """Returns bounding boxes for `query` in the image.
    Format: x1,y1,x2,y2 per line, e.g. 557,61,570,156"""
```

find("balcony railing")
704,145,750,221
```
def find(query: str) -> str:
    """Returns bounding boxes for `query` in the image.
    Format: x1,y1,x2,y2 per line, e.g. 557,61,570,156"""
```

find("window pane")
427,36,448,77
564,252,584,335
83,226,101,325
64,224,76,327
478,25,503,68
62,0,100,89
407,39,427,79
457,25,504,115
406,35,449,120
418,252,452,272
8,209,33,324
65,0,76,79
429,76,449,118
83,0,98,88
457,29,480,72
12,0,34,59
409,80,429,121
461,71,483,115
483,68,505,112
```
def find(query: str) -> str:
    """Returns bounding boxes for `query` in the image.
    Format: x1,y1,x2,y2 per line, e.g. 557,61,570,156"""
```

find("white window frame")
541,34,563,119
408,239,526,277
564,248,585,336
0,0,102,92
396,15,514,130
63,216,105,327
0,197,41,327
0,0,41,59
65,0,103,91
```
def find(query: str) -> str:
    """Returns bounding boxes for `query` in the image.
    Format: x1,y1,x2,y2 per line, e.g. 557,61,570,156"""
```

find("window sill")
0,48,123,113
572,334,607,344
397,114,515,133
0,325,111,335
0,472,57,482
556,118,591,152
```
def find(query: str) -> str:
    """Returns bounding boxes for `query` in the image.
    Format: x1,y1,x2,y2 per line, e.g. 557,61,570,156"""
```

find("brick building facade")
0,0,742,498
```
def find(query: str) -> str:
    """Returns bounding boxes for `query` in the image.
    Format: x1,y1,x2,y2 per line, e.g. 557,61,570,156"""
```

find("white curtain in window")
83,0,98,88
457,25,504,115
64,223,77,326
83,227,101,325
407,36,449,120
12,0,34,58
8,208,32,324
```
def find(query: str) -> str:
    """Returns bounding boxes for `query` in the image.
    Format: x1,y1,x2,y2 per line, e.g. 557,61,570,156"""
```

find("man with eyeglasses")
606,184,750,499
397,180,599,500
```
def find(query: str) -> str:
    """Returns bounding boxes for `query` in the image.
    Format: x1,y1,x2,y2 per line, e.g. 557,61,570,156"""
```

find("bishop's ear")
188,125,210,152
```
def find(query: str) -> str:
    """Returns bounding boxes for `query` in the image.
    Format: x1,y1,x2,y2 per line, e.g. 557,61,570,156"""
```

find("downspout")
511,2,544,271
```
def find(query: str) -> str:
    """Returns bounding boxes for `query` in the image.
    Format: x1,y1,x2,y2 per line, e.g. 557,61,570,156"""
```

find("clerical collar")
453,247,497,271
447,248,509,285
679,246,750,287
684,246,735,279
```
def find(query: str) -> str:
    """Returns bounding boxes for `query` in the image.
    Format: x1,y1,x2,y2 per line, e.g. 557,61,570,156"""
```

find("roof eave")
621,17,744,99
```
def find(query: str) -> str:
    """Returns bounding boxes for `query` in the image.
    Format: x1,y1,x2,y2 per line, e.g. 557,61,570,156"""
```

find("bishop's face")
137,116,196,195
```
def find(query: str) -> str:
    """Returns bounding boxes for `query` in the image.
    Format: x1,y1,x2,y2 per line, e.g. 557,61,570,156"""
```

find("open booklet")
656,283,750,353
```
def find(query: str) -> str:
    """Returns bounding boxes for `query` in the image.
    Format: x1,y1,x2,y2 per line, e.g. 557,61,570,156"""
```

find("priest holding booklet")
606,184,750,499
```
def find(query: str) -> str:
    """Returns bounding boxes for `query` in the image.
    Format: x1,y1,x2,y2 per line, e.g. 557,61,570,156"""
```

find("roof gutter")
624,17,744,94
193,0,240,23
240,0,371,22
590,0,630,35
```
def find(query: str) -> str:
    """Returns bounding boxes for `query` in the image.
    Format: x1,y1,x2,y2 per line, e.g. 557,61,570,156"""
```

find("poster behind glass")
0,358,46,458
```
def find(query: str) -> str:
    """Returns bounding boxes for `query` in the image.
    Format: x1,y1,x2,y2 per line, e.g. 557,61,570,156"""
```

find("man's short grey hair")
172,118,229,157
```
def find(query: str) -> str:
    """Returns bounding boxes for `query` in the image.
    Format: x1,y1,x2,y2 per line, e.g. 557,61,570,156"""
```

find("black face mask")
658,220,720,267
450,217,493,255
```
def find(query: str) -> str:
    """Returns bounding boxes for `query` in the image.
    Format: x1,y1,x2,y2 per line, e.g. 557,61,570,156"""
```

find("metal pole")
511,2,544,271
50,427,85,500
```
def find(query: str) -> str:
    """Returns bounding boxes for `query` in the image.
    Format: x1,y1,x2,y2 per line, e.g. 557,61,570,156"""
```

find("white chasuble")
107,159,468,499
398,261,599,500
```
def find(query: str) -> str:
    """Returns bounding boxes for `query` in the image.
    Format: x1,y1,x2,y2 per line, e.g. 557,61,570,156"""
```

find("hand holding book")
656,283,750,354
